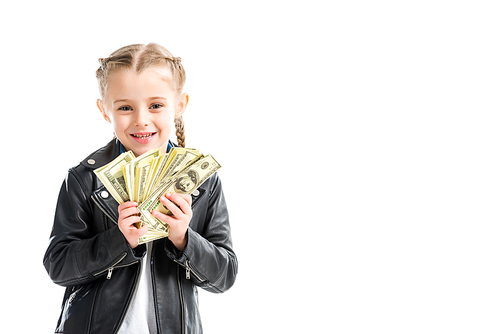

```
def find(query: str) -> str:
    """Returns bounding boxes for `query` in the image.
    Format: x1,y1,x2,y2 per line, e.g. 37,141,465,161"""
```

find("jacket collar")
80,138,121,170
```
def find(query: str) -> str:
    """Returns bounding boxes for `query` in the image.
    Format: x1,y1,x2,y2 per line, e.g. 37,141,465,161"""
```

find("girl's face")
97,67,187,157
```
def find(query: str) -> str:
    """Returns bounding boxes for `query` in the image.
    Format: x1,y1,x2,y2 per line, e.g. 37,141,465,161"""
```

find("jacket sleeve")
43,169,145,287
165,174,238,293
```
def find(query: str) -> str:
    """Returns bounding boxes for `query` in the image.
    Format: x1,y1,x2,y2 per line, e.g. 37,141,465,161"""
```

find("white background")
1,1,500,333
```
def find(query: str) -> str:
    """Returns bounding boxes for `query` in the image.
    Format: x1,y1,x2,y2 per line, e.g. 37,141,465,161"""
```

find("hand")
152,193,192,251
117,201,148,249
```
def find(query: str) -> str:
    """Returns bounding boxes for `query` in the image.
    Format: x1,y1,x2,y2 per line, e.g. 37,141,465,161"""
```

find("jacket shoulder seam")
68,167,92,202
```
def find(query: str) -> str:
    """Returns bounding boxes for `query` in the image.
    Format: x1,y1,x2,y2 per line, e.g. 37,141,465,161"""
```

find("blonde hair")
96,43,187,147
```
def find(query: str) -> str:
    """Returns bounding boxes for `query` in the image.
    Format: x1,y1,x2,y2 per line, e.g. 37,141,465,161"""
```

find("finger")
120,206,140,218
165,193,192,215
121,215,141,228
160,195,184,217
118,202,137,212
118,201,138,210
152,208,174,225
136,224,148,237
176,193,192,206
127,224,149,249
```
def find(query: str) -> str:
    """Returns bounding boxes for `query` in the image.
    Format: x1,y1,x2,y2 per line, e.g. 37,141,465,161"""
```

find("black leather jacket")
43,139,237,334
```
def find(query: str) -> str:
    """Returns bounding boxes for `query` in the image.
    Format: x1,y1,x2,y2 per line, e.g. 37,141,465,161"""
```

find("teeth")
133,133,153,138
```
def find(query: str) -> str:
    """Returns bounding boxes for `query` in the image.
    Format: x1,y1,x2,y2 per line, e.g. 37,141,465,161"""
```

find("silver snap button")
87,159,96,165
101,191,109,199
192,189,200,196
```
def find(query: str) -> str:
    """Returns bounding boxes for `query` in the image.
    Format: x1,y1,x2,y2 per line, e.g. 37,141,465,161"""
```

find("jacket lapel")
92,185,120,224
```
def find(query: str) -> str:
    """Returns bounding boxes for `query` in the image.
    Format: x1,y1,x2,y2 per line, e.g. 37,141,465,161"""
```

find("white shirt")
118,242,157,334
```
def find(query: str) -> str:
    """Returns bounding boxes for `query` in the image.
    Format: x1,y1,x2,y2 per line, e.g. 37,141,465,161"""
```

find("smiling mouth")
131,132,156,138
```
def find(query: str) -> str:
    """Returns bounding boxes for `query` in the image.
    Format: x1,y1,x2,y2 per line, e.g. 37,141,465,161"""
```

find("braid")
175,116,186,148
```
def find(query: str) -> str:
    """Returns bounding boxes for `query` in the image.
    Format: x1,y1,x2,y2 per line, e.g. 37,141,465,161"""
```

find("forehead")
106,67,175,99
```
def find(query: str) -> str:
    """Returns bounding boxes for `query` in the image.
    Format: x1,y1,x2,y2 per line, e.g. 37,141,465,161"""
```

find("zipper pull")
107,267,114,279
185,260,191,280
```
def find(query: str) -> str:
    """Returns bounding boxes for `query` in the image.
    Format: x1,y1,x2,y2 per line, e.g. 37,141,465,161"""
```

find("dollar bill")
136,155,159,203
139,208,169,233
152,148,201,191
167,149,201,178
138,229,169,245
143,155,164,199
94,151,136,204
123,163,135,202
138,154,221,226
94,146,220,244
123,147,161,203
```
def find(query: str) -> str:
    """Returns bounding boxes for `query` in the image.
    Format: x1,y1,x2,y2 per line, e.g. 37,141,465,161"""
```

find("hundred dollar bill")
152,149,191,185
142,154,164,199
138,229,169,245
168,149,201,178
123,147,161,203
136,149,198,232
143,152,177,199
138,207,170,233
94,151,135,204
136,156,157,203
123,163,135,202
153,149,201,191
94,146,220,244
138,154,221,228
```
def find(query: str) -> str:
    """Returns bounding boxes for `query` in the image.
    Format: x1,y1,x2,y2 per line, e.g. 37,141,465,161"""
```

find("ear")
97,99,111,123
175,93,189,118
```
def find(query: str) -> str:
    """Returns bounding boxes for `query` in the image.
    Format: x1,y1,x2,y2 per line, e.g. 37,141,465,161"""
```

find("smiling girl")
43,43,237,334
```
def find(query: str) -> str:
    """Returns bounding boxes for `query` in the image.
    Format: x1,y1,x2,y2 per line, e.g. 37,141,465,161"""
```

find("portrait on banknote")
174,170,199,193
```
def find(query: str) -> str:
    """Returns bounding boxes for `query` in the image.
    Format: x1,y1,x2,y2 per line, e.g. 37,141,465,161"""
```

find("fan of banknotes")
94,147,221,244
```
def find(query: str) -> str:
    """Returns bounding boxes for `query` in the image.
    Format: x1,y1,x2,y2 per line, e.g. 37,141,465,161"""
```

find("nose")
134,107,149,127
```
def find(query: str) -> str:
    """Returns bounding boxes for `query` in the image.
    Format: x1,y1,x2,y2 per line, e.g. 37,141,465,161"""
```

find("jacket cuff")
164,227,194,262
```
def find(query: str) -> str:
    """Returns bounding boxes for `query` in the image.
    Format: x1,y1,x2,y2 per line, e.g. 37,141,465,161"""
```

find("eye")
118,106,132,112
150,103,163,109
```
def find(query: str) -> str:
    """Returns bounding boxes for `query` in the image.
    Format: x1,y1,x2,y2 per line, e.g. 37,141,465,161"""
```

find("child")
43,43,238,334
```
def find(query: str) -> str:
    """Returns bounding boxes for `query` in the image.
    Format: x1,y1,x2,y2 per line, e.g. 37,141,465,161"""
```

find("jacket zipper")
93,252,128,279
107,267,114,279
99,255,139,279
150,243,161,334
184,260,204,281
177,265,185,334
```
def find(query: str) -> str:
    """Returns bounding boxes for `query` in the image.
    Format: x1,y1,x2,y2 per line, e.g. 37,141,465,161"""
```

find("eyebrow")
113,99,130,104
113,97,168,104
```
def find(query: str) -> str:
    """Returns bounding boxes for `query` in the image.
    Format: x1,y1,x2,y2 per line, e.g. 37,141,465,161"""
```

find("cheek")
111,116,129,132
155,115,175,133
